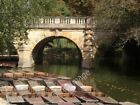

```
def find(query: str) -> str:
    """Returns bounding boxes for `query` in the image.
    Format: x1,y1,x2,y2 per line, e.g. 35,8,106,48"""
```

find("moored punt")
3,72,14,78
57,102,75,105
57,79,76,92
13,80,31,96
72,80,119,105
0,80,17,97
95,96,119,105
0,62,17,68
119,102,139,105
34,71,48,77
24,72,34,78
72,80,93,92
81,103,101,105
27,79,46,96
46,79,81,104
0,71,136,105
73,91,98,103
3,70,24,78
6,95,25,104
13,72,23,78
44,79,62,94
57,76,72,80
0,97,9,105
59,93,81,104
24,96,46,105
42,96,65,104
57,79,98,103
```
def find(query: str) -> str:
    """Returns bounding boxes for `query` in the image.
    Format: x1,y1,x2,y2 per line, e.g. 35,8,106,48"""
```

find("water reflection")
34,64,140,104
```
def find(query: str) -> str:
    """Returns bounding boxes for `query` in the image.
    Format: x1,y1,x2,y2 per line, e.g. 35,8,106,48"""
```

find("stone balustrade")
31,17,94,29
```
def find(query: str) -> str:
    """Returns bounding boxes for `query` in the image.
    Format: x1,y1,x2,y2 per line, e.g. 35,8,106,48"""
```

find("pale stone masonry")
16,17,96,68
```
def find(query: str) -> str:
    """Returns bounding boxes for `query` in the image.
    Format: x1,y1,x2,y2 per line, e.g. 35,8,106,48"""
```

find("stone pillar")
82,30,95,69
17,45,34,68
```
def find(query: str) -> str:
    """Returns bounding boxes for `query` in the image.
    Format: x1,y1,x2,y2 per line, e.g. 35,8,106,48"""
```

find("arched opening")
123,39,140,74
32,36,82,66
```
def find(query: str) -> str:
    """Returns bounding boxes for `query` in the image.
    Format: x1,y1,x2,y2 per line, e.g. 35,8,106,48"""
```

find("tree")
64,0,95,16
30,0,71,16
0,0,71,54
0,0,31,54
94,0,140,48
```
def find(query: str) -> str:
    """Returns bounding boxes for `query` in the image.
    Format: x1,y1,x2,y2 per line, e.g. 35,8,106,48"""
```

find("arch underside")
32,36,83,65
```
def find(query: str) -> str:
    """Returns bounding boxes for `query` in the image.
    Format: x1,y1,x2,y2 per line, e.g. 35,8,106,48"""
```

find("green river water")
34,64,140,104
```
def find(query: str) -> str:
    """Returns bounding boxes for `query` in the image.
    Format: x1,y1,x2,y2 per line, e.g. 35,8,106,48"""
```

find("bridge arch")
32,36,83,65
17,16,95,68
17,29,87,68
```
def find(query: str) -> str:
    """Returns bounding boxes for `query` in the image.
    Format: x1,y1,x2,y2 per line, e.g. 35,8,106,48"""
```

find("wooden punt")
6,95,25,104
13,80,31,96
57,79,98,103
3,72,14,78
42,79,68,104
57,79,76,92
81,103,101,105
44,79,62,94
24,72,34,78
44,79,81,104
34,71,48,77
72,80,93,92
24,96,46,105
57,102,75,105
42,96,65,104
57,76,72,80
16,70,35,78
73,91,98,103
27,79,46,96
0,80,17,97
3,70,24,78
72,80,119,105
13,72,24,78
59,93,81,104
56,79,81,104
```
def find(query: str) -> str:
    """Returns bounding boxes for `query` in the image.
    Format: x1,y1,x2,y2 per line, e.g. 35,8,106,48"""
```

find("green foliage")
94,0,140,47
0,0,31,54
0,0,71,54
30,0,71,16
64,0,95,16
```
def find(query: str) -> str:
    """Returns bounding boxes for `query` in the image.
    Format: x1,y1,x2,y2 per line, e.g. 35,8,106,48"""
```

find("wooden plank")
24,97,45,105
61,96,81,103
57,76,71,80
57,102,75,105
74,91,98,103
6,96,25,104
96,96,118,104
43,96,65,103
81,103,98,105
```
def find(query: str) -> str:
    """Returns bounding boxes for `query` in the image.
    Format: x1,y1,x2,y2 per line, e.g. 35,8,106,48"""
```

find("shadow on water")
93,65,140,104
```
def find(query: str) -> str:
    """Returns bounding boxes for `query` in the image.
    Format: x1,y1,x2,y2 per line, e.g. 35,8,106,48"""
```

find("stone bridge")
17,17,97,68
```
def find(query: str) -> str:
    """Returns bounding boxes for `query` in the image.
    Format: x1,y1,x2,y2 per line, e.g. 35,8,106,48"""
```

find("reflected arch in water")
32,36,83,65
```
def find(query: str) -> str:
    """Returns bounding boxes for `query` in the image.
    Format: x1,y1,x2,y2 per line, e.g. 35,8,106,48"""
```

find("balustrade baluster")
31,17,93,28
